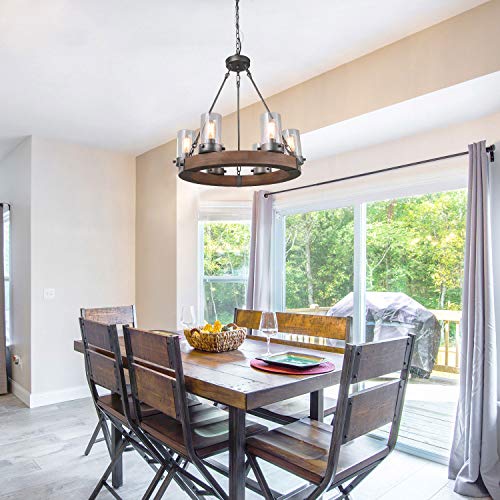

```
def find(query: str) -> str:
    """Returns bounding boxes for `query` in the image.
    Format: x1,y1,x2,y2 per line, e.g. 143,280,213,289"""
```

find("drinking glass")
259,311,278,356
181,305,196,330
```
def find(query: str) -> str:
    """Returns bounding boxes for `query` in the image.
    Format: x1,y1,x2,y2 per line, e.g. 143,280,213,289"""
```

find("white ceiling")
0,0,489,160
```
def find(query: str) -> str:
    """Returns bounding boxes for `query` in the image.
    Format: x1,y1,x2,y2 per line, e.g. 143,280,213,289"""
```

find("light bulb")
286,135,296,152
207,120,216,140
267,120,277,141
182,136,192,154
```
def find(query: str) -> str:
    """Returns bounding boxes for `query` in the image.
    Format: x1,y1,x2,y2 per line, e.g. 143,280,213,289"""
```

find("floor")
0,393,485,500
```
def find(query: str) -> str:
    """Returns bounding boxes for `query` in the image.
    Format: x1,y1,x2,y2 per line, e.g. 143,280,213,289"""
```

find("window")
3,208,10,344
200,220,251,324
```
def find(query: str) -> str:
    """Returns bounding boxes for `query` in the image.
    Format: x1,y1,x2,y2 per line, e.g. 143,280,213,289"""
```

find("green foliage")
203,222,250,324
203,222,250,277
285,190,466,311
285,208,354,309
366,191,466,310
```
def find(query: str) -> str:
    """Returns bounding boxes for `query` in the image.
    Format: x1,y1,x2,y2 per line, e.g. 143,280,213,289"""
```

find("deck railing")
286,305,462,374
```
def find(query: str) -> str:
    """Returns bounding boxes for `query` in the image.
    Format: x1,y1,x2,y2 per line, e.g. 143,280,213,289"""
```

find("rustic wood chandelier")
175,0,305,187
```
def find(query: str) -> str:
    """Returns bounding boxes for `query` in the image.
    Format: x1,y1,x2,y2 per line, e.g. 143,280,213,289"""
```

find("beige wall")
28,138,136,401
135,142,178,330
0,138,32,393
136,0,500,328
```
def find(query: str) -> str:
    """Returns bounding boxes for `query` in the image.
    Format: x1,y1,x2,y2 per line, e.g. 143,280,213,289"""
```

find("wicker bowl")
184,325,246,353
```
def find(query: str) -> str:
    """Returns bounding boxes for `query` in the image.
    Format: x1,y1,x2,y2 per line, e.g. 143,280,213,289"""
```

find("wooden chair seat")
246,418,389,485
142,404,267,459
255,395,337,423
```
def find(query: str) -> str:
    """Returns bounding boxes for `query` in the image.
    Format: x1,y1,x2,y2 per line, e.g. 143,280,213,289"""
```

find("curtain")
449,141,500,499
246,190,273,311
0,205,7,394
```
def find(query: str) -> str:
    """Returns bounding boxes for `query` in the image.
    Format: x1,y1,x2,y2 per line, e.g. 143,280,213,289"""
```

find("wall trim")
9,378,30,407
28,384,90,408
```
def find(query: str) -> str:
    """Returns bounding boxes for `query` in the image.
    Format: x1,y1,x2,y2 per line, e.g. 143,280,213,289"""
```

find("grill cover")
327,292,441,377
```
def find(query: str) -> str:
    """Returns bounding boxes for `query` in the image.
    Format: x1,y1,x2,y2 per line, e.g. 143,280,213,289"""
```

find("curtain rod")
264,144,496,198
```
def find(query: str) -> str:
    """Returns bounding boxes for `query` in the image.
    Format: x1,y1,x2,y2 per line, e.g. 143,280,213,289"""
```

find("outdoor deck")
375,373,458,462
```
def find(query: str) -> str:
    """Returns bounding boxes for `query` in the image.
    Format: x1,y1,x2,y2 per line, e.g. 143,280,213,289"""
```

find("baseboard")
9,378,30,407
29,384,90,408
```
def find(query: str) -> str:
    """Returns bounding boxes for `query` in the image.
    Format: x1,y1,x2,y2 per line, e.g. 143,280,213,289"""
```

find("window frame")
2,207,11,345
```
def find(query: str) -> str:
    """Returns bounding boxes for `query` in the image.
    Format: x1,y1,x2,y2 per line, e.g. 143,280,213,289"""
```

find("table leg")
229,407,246,500
310,389,324,422
111,425,124,488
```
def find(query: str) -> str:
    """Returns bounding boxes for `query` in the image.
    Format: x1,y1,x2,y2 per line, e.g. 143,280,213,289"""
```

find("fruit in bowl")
184,321,246,352
199,321,239,334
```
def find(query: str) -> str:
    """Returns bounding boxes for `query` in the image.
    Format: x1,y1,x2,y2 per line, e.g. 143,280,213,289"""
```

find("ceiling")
0,0,489,160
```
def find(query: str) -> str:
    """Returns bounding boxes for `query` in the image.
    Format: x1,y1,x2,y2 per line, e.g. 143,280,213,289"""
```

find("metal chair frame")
81,305,137,456
246,334,416,500
123,326,237,500
80,318,177,499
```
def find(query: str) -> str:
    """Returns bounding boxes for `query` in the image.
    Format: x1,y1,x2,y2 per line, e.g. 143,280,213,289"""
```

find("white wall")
0,138,32,394
26,138,135,404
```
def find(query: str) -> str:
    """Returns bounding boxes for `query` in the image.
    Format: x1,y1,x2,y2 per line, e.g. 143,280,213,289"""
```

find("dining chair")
246,334,416,500
80,305,136,456
122,326,268,500
79,318,166,499
234,308,351,423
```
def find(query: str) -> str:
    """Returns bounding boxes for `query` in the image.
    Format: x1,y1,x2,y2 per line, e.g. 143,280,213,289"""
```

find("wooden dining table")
74,332,343,499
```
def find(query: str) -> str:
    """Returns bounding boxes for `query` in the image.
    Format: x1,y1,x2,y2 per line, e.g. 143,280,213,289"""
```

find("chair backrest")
79,318,128,411
234,308,350,352
81,305,136,327
325,334,415,485
122,326,186,422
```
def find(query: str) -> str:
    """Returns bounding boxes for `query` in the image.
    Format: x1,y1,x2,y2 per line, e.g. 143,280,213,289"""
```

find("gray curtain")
0,205,7,394
449,141,500,499
246,190,273,311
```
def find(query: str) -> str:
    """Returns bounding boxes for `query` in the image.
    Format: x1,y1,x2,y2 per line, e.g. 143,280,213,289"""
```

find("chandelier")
175,0,305,187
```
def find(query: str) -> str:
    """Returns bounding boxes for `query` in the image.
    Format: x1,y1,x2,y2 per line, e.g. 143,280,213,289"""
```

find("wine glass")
259,311,278,357
181,305,196,330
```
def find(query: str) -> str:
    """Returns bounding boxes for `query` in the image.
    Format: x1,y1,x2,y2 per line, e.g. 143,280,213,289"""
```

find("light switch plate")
43,288,56,300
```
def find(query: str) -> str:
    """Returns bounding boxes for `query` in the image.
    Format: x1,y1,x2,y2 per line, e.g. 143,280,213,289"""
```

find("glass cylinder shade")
200,112,222,153
176,129,196,159
260,112,282,148
283,129,302,157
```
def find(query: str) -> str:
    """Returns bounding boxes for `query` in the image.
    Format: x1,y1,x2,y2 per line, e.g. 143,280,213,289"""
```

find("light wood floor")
0,393,483,500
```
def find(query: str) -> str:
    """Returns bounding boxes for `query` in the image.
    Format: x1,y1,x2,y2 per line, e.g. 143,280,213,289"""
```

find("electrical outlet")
12,354,21,366
43,288,56,300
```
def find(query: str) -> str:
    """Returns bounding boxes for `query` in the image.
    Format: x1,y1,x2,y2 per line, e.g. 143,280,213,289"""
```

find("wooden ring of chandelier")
178,150,302,187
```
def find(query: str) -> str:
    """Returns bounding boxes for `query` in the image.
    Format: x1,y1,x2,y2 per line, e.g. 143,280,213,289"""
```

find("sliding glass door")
274,188,466,463
365,190,465,462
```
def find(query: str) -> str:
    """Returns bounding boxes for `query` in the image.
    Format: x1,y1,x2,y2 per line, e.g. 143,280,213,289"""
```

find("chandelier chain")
235,0,241,55
236,72,241,152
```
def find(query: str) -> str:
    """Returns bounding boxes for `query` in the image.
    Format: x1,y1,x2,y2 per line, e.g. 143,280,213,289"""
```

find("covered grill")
327,292,441,378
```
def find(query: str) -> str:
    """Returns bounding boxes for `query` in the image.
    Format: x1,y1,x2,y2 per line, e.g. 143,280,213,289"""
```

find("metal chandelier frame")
175,0,305,187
